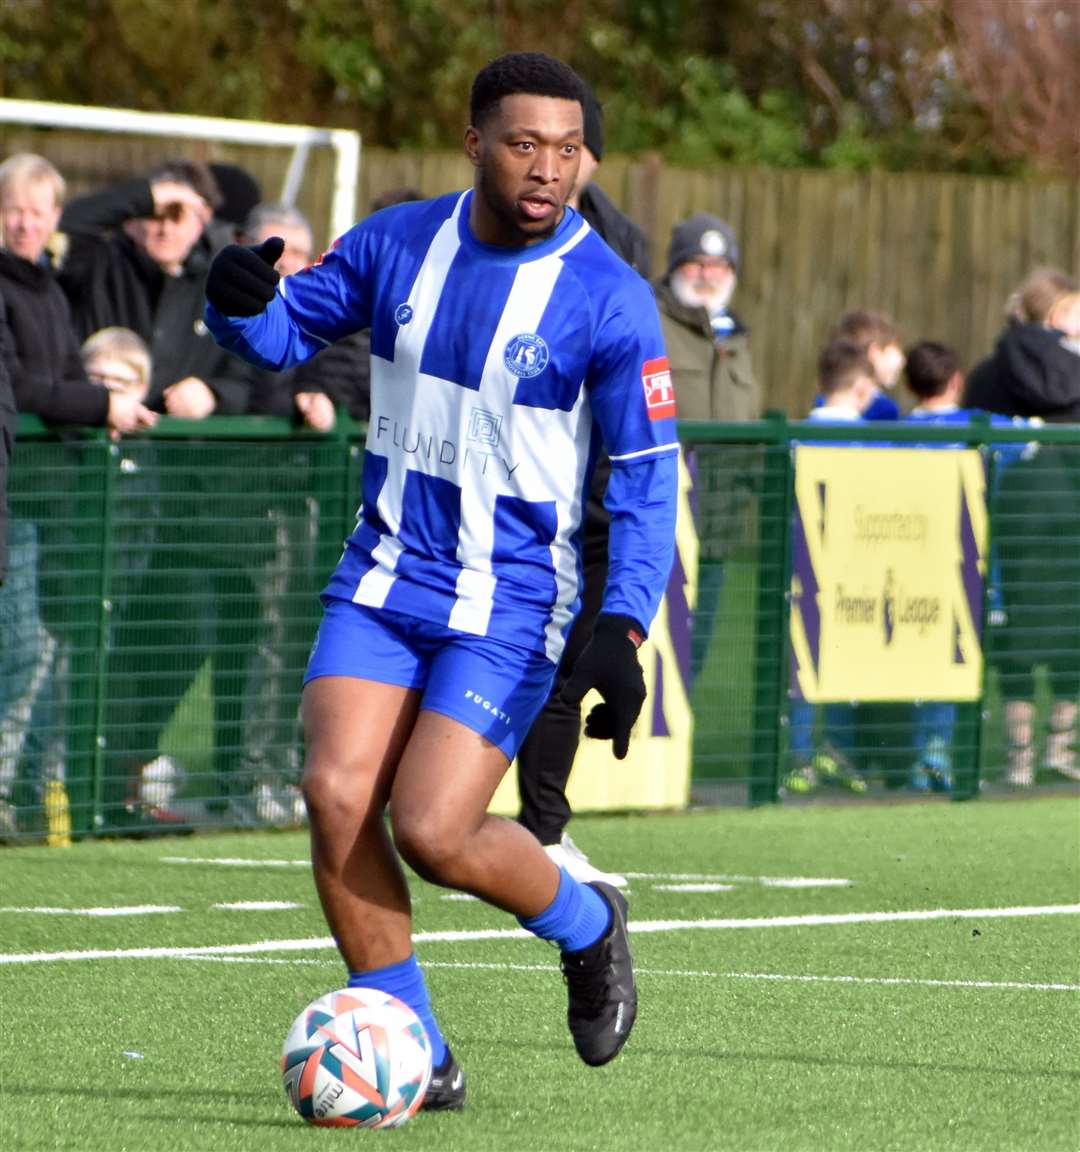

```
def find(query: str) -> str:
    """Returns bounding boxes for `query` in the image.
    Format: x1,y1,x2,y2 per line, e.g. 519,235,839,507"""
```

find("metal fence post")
749,414,793,805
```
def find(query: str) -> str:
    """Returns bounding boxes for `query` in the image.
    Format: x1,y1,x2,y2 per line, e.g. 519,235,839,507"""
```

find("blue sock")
518,868,612,953
348,954,447,1067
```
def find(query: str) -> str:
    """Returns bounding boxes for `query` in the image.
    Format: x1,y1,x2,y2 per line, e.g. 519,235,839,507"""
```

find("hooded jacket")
0,248,108,426
964,322,1080,421
57,178,256,414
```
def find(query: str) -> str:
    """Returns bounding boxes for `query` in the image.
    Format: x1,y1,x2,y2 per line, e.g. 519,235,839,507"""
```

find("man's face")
0,178,61,264
465,93,583,246
124,194,209,273
248,221,313,277
670,255,736,314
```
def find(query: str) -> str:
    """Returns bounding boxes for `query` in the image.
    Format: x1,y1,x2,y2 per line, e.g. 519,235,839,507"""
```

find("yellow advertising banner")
789,446,987,703
489,453,697,815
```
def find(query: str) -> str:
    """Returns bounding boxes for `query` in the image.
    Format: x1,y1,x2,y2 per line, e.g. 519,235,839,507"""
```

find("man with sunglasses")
58,159,259,416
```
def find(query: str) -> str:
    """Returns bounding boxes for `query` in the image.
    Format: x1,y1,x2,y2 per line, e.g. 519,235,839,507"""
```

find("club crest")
504,333,549,378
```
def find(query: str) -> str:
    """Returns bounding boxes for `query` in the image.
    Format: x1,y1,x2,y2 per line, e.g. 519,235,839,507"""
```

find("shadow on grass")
1,1083,274,1104
473,1035,1080,1082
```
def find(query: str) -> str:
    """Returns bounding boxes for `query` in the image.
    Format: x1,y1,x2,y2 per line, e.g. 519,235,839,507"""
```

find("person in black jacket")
57,158,259,416
0,153,157,835
54,160,268,825
0,299,14,585
965,267,1080,786
965,267,1080,420
513,89,651,886
0,155,157,434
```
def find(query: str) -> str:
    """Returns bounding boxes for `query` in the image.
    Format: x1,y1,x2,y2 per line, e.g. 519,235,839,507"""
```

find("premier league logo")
394,303,414,325
504,333,549,378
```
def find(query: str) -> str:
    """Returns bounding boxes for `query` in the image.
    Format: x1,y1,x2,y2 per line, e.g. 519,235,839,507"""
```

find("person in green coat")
654,214,760,680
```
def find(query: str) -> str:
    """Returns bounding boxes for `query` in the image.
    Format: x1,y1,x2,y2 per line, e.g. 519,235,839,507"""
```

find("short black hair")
904,340,962,399
818,338,874,397
470,52,587,128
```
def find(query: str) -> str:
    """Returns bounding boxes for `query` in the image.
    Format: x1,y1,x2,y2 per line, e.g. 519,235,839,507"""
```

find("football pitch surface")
1,797,1078,1151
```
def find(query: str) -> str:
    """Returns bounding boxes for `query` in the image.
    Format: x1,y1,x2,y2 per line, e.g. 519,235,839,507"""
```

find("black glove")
205,237,284,317
561,613,647,760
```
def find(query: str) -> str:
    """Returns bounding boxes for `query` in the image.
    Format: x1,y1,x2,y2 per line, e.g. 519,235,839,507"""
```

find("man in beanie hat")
655,212,759,679
515,86,650,888
657,212,756,421
569,89,650,275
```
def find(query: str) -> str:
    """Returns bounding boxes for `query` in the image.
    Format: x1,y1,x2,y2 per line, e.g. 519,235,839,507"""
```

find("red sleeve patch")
642,356,676,421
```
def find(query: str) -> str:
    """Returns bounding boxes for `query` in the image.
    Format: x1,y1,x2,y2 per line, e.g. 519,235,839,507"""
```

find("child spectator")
786,341,876,796
81,326,151,404
807,338,877,422
817,310,905,420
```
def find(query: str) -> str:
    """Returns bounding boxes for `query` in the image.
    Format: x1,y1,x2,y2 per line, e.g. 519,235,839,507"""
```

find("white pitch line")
759,878,853,889
161,856,309,868
0,905,181,917
173,955,1080,992
158,858,857,889
653,883,736,893
2,903,1078,964
624,872,853,886
212,901,303,911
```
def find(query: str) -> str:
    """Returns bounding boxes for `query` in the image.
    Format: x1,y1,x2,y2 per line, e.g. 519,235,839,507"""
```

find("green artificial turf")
1,797,1078,1150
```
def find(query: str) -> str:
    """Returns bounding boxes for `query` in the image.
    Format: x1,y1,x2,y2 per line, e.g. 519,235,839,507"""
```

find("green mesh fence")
3,416,1079,842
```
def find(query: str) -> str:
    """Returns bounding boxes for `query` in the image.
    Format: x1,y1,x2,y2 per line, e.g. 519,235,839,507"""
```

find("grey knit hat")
666,213,740,276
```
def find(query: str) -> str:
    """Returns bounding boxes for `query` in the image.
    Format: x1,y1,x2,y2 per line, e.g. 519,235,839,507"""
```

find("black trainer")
421,1049,466,1111
560,881,637,1066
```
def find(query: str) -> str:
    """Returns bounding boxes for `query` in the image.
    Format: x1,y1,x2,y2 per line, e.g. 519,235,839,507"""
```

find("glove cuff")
594,613,646,650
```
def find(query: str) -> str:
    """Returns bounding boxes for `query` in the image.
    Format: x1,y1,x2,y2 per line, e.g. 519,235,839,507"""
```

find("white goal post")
0,98,361,242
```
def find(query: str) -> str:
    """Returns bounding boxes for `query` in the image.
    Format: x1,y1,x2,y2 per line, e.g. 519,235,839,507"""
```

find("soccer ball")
281,987,432,1128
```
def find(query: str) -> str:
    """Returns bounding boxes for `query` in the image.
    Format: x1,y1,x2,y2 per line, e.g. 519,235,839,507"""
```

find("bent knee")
390,808,466,882
301,757,382,826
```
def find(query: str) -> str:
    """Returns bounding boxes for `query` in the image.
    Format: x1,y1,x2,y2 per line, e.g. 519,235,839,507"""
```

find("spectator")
820,310,907,782
901,341,981,792
514,89,650,888
785,340,876,795
0,154,156,836
653,211,760,686
964,268,1080,786
0,300,13,585
371,187,424,213
0,154,155,434
964,267,1080,418
821,309,905,420
206,161,262,251
81,326,152,402
54,161,269,828
57,157,258,416
807,340,877,422
570,91,650,275
236,202,335,431
657,213,754,411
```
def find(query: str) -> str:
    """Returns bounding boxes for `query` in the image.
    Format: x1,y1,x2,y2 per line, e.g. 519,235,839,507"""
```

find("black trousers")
516,513,609,845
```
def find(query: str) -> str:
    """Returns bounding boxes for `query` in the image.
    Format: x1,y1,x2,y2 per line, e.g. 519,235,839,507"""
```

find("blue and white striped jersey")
207,191,678,662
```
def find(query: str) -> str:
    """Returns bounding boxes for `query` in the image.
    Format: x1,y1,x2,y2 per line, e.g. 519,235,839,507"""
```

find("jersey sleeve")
587,278,679,466
204,222,379,372
587,278,679,632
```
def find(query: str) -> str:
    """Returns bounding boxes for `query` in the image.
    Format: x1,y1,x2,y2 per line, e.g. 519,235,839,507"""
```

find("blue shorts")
304,599,558,761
